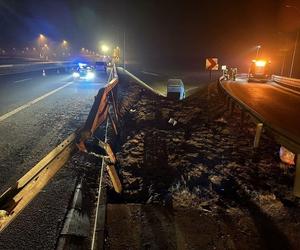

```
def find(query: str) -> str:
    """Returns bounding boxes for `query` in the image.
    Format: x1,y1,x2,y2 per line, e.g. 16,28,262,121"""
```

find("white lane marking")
14,78,32,83
141,71,159,76
0,81,74,122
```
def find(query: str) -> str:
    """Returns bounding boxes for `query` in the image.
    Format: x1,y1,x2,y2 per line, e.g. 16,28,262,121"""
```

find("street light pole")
255,45,261,58
123,31,126,70
285,5,300,78
289,29,299,78
281,50,287,76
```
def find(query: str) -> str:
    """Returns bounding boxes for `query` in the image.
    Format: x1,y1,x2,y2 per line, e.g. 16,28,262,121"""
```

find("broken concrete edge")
117,67,165,97
56,178,90,249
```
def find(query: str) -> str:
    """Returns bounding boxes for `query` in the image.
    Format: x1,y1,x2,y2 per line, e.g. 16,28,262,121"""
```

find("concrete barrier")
0,61,75,76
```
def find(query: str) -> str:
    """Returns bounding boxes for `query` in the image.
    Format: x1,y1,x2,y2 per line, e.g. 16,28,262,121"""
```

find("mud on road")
105,72,300,250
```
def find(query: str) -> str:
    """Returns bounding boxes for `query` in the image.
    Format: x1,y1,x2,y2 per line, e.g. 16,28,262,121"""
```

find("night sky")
1,0,300,71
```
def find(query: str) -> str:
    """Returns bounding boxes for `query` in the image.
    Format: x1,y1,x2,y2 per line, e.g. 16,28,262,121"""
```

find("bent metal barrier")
0,64,121,232
218,76,300,197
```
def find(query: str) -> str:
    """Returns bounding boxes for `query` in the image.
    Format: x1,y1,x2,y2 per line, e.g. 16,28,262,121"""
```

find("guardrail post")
253,123,263,148
294,154,300,197
106,164,122,193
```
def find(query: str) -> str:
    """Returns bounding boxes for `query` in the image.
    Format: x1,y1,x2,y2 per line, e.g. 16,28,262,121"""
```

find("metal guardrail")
272,75,300,92
0,133,76,232
0,64,120,233
118,67,165,96
218,77,300,197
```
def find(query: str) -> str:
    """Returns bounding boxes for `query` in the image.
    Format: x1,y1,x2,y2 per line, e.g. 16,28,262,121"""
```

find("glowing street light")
62,40,68,46
101,44,109,53
38,34,47,56
38,34,46,44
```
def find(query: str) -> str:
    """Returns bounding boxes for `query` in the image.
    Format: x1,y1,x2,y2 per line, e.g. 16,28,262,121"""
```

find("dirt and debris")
105,72,300,250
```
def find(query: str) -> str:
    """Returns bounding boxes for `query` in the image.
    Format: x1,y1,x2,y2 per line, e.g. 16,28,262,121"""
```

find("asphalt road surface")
0,69,108,249
222,78,300,145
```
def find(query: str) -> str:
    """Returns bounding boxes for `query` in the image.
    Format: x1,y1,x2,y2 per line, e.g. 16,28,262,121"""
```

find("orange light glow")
255,60,266,67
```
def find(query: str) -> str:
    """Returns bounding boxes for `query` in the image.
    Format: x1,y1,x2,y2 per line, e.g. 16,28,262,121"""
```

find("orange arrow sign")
206,58,218,70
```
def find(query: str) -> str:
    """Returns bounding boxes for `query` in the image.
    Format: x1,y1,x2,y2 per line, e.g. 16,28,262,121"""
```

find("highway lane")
0,71,108,249
0,71,76,116
0,71,108,190
222,79,300,146
0,69,108,115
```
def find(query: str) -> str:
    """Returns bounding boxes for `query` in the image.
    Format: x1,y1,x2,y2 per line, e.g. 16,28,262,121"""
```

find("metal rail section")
119,67,165,96
0,64,121,233
272,75,300,92
219,77,300,197
0,133,76,232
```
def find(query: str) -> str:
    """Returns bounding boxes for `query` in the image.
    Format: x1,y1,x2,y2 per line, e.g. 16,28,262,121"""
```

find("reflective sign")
206,58,218,70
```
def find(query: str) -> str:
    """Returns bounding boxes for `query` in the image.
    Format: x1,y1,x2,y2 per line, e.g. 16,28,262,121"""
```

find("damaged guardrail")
0,133,76,232
76,63,122,193
272,75,300,92
218,77,300,197
0,64,121,232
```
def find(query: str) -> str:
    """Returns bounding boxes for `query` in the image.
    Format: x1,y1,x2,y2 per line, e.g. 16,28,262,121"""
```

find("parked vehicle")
95,61,107,72
248,59,271,82
167,79,185,100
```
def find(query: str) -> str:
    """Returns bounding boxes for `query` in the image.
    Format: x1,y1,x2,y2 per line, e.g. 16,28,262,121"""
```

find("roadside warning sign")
206,58,218,70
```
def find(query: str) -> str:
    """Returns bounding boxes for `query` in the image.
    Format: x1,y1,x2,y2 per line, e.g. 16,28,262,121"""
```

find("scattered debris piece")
168,118,177,126
279,146,295,165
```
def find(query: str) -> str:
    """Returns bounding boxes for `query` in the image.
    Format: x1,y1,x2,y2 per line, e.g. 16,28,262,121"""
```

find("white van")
167,79,185,100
